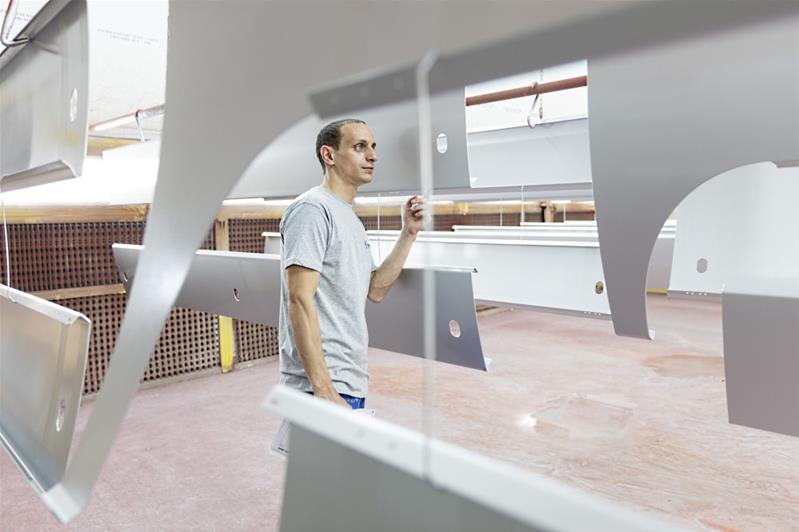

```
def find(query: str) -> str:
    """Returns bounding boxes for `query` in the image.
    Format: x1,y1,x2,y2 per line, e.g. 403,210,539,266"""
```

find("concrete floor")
2,295,798,531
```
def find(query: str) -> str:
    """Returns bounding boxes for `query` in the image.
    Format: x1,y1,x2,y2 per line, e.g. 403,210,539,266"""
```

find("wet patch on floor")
645,354,723,378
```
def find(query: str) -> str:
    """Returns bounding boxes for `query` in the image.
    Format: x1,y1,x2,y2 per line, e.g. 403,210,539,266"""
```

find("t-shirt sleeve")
281,203,330,272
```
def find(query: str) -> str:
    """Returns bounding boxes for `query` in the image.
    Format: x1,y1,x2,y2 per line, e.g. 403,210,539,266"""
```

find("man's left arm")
368,195,424,303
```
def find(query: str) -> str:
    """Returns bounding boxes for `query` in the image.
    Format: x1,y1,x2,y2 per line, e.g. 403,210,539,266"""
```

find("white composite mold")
23,0,795,523
369,232,610,317
114,244,487,371
669,163,799,298
264,385,677,532
266,231,610,316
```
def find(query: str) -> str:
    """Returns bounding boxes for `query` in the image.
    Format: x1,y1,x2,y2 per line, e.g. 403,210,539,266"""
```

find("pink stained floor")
1,295,797,531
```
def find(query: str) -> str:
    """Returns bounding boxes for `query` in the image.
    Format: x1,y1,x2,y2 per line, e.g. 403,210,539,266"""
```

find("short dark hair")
315,119,366,171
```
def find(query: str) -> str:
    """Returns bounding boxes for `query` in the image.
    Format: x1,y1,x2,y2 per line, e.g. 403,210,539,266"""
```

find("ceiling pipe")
466,75,587,106
86,75,586,134
89,103,165,133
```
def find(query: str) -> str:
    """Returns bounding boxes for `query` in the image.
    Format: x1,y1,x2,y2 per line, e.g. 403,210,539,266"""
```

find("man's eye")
355,144,364,151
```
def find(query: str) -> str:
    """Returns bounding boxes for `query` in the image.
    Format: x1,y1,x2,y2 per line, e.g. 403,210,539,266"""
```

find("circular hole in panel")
696,258,708,273
233,288,241,302
69,88,78,122
120,271,129,283
436,133,448,154
56,399,66,432
448,319,461,338
595,281,605,295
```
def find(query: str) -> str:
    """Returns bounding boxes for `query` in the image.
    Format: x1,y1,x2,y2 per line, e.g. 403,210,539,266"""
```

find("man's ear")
320,146,335,166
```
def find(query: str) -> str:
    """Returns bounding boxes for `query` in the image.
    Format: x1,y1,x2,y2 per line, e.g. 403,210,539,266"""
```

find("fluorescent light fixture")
484,200,526,205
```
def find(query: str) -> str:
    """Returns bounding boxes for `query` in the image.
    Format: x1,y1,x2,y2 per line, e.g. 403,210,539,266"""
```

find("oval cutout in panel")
448,319,461,338
696,258,708,273
69,89,79,122
436,133,448,154
56,399,66,432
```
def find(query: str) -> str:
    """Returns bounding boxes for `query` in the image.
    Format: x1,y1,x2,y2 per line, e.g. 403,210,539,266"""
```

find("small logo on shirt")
364,239,371,249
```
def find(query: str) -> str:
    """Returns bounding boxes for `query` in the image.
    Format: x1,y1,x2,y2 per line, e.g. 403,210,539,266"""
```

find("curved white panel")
670,163,799,297
467,119,591,188
0,0,88,190
35,0,797,523
231,88,469,198
589,13,799,338
368,231,610,317
114,244,486,372
0,285,90,497
265,386,676,532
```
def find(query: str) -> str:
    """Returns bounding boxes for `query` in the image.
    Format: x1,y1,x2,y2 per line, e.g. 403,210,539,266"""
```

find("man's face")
327,122,378,186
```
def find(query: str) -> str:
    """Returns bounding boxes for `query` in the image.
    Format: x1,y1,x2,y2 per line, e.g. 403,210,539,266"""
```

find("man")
278,118,423,409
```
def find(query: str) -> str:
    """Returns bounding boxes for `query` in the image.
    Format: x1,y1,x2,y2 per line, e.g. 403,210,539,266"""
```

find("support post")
214,219,235,373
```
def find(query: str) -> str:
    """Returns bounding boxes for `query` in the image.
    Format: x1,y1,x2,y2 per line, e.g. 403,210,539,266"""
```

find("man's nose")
367,148,378,162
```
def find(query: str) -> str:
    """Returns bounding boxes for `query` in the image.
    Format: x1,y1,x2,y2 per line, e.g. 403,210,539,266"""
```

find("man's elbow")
367,289,384,304
288,292,313,311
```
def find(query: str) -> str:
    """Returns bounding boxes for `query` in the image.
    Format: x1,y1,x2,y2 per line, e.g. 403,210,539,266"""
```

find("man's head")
316,119,378,187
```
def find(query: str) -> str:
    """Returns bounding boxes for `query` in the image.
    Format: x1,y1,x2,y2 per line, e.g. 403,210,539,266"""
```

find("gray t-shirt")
278,185,377,397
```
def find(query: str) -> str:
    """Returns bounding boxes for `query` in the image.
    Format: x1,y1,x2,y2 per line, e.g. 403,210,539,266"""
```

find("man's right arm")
285,264,348,408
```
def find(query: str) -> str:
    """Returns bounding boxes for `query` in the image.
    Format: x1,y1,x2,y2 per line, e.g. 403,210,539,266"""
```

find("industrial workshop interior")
1,1,798,531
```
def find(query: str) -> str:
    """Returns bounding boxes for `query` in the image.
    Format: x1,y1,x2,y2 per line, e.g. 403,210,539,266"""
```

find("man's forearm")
287,296,337,396
369,228,417,302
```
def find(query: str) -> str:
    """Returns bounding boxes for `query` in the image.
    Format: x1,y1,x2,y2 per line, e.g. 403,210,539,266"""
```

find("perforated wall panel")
229,218,280,253
0,222,215,292
61,293,221,395
235,319,279,363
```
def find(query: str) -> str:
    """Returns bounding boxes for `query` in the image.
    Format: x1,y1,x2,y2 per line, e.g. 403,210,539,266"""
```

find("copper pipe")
466,75,587,106
88,75,585,132
89,104,165,133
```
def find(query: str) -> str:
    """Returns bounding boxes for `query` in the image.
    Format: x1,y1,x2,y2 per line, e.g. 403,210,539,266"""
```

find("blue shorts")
307,392,365,410
339,394,366,410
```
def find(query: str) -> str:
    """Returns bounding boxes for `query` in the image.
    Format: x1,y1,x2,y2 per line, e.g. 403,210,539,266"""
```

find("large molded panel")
113,244,282,324
0,0,88,190
669,163,799,297
467,119,591,189
230,89,469,198
367,267,486,371
722,280,799,437
408,228,675,291
42,1,796,523
368,231,610,317
588,14,799,338
265,385,675,532
0,285,90,496
113,244,486,371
